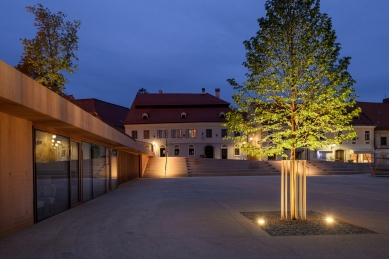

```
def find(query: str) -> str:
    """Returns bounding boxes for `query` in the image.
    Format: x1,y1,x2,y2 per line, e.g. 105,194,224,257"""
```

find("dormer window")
181,112,187,118
142,113,148,119
219,112,226,118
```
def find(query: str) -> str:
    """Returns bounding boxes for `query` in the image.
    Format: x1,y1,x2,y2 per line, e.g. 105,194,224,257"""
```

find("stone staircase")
185,158,279,177
142,157,188,178
142,157,386,178
307,160,373,175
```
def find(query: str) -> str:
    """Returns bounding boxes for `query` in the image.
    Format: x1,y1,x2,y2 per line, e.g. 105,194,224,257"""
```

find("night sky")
1,0,388,108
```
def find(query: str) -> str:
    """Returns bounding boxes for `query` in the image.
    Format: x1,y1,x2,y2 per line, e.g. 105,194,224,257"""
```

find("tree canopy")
225,0,360,160
15,4,81,93
137,88,149,94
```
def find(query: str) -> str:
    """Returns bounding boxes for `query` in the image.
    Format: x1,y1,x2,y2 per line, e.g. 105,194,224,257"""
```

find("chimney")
215,88,220,98
202,88,205,95
383,97,389,103
159,90,163,94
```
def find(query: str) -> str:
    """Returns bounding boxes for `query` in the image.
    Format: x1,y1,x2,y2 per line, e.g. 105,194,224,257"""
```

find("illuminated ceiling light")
326,217,334,223
55,143,58,147
258,219,265,225
52,135,56,139
249,137,253,141
52,139,55,142
57,140,61,143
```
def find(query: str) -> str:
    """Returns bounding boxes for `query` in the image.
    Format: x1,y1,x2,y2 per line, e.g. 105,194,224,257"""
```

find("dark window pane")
82,142,93,202
70,142,80,205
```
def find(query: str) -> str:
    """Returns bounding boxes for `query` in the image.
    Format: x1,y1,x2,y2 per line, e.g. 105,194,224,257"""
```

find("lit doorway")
335,150,345,162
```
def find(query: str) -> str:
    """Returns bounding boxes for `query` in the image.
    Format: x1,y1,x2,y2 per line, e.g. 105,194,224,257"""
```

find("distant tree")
15,4,81,93
137,88,149,94
226,0,360,160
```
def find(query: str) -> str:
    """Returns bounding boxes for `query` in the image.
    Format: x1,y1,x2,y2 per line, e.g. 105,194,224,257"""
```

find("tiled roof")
124,93,230,124
355,101,389,130
75,98,129,131
133,93,229,107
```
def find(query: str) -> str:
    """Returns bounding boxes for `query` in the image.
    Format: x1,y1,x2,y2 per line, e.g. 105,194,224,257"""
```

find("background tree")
137,87,149,94
226,0,360,160
15,4,81,93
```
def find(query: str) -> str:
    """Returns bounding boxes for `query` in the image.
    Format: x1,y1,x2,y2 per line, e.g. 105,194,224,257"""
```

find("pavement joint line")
209,194,270,237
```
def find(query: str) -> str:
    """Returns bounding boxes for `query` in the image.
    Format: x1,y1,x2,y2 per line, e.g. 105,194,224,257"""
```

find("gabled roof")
355,101,389,130
124,93,230,125
75,98,129,130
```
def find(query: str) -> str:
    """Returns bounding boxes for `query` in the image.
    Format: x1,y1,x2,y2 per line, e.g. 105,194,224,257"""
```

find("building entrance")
335,150,345,162
221,148,227,159
205,146,214,158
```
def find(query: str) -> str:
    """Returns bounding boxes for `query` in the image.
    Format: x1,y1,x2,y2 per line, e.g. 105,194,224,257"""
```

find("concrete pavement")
1,175,389,258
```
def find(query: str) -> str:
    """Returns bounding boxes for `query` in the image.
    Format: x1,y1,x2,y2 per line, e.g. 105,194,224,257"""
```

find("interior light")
55,143,58,147
249,137,253,141
52,139,55,142
57,140,61,143
52,135,56,139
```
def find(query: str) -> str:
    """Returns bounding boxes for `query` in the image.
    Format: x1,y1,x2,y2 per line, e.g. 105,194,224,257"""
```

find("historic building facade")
124,89,245,160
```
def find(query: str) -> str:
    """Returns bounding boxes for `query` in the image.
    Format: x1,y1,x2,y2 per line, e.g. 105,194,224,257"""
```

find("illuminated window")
186,129,196,138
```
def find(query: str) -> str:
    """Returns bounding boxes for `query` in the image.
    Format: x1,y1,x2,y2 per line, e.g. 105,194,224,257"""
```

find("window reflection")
35,130,70,222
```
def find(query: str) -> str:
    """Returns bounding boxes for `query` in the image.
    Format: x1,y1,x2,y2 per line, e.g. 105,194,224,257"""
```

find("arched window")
221,144,228,149
142,113,148,119
174,145,180,156
219,112,226,118
188,144,195,156
181,112,187,118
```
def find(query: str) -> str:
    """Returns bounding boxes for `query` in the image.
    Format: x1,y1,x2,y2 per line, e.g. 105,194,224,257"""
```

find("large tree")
15,4,81,93
226,0,360,160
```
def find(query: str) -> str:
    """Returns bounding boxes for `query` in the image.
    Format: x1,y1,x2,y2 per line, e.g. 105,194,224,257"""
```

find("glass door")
70,141,81,206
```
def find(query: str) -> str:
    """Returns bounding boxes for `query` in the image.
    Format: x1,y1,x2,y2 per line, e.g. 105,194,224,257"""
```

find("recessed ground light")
258,219,265,225
326,217,334,223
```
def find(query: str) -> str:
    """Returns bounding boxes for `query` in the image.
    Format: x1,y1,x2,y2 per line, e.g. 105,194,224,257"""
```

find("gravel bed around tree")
241,211,376,236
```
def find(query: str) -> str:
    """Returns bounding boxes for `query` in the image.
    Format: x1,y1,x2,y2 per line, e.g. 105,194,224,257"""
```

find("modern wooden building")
0,60,152,238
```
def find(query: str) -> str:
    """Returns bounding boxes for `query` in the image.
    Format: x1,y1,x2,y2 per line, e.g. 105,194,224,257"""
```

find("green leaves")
226,0,360,160
15,4,81,93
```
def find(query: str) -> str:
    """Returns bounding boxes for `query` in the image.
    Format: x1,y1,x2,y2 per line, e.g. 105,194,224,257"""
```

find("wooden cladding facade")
117,151,140,184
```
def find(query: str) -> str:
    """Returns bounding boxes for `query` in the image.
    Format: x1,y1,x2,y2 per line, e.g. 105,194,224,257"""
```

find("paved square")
1,175,389,258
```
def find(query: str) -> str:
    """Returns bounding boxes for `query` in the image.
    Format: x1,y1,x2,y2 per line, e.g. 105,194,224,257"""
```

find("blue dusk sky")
1,0,388,107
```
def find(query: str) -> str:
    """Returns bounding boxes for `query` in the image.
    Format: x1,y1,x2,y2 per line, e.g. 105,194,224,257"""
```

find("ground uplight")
258,219,265,225
326,217,334,223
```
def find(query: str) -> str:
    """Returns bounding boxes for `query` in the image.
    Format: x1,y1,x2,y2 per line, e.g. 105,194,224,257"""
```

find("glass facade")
35,130,70,222
34,129,121,222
